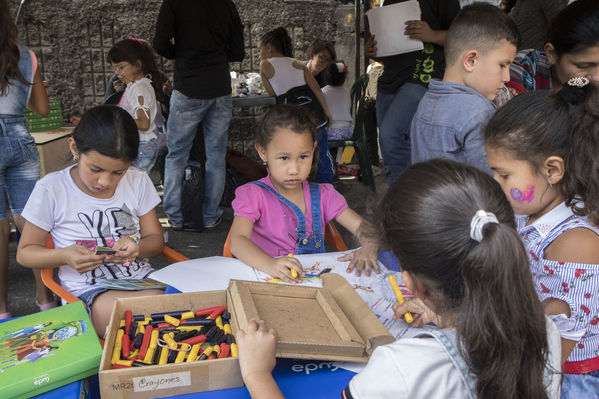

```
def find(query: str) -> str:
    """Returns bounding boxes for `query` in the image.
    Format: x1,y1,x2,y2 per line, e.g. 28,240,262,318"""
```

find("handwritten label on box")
132,371,191,392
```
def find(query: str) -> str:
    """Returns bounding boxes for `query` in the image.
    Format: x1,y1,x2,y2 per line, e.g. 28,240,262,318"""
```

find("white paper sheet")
366,0,424,57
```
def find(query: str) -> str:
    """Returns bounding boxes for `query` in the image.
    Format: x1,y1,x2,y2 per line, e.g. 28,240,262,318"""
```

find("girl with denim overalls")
485,79,599,398
230,104,378,283
107,38,163,174
236,160,562,398
0,0,55,319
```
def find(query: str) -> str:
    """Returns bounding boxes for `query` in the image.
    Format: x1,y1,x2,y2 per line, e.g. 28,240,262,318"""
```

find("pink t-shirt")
232,176,348,257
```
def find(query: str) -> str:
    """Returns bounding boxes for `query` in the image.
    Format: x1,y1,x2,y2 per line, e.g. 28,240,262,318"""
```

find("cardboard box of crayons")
99,274,394,398
0,302,102,398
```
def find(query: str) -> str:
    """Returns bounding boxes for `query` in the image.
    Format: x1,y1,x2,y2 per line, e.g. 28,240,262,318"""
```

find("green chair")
328,74,375,192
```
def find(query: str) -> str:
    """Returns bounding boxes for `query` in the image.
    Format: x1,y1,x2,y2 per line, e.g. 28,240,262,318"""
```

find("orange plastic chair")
40,234,190,307
222,221,348,257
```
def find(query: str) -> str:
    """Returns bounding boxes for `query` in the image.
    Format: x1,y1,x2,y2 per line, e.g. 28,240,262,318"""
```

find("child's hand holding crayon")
392,297,440,328
265,254,303,283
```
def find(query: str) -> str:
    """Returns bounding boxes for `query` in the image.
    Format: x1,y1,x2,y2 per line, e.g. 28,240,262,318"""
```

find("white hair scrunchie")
470,209,499,242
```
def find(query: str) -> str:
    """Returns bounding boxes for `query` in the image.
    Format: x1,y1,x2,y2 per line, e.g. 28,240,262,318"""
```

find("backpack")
181,161,205,232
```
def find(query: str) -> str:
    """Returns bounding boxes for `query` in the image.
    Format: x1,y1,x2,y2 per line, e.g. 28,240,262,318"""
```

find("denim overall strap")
416,327,477,398
0,43,34,116
307,182,324,253
251,181,325,254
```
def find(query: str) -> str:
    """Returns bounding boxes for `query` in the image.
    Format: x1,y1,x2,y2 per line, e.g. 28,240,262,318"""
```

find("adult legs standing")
376,82,427,183
200,95,231,226
163,90,230,228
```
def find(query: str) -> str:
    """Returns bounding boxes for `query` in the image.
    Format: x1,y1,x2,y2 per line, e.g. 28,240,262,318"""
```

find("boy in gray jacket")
410,3,519,175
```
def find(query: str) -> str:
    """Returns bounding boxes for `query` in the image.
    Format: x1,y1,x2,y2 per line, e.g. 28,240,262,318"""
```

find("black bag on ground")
181,161,205,232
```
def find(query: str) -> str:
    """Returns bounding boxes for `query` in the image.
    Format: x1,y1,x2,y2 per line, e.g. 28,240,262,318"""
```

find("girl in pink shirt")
231,105,378,283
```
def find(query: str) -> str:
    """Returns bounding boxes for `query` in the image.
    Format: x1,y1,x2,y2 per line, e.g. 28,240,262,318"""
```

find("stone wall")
9,0,362,155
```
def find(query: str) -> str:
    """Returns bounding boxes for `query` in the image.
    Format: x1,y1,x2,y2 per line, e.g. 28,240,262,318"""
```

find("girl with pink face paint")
484,78,599,397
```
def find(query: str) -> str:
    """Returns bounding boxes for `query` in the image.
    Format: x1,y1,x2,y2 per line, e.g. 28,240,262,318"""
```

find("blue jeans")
0,116,40,219
561,369,599,398
164,90,231,227
316,128,334,184
377,82,427,183
132,138,158,174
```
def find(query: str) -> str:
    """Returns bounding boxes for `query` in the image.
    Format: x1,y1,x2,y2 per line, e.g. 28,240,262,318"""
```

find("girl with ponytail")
235,159,561,399
485,78,599,396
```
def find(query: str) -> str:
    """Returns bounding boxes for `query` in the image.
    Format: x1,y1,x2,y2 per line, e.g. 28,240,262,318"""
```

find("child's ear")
463,49,479,72
67,137,79,159
543,155,565,185
544,42,557,65
255,143,267,163
402,271,428,300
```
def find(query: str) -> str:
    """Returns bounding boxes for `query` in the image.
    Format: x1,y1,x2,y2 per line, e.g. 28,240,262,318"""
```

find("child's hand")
265,256,303,283
105,236,139,265
393,297,440,327
339,246,380,277
365,35,377,58
62,244,106,273
404,20,434,42
237,319,278,382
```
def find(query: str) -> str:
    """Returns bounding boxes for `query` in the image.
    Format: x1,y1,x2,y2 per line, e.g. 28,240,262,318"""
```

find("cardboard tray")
228,274,394,362
99,275,394,398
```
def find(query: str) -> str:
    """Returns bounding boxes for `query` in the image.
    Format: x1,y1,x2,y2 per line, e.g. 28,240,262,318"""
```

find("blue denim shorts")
561,368,599,398
132,138,158,174
0,116,40,219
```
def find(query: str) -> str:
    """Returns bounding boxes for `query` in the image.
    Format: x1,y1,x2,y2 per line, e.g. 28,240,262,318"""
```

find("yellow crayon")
115,359,133,366
215,316,224,330
224,323,232,335
159,347,169,365
143,346,156,364
163,332,177,350
181,311,195,320
187,344,201,362
288,254,299,278
212,344,221,357
389,275,413,323
128,349,139,360
230,342,239,357
175,349,187,363
136,322,145,335
119,320,126,328
112,329,125,364
164,314,180,326
149,329,159,349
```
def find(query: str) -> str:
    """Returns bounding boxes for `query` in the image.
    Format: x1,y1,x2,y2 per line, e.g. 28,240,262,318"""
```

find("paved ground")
6,172,387,317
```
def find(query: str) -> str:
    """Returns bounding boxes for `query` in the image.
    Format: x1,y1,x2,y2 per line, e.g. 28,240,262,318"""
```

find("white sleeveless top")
266,57,306,96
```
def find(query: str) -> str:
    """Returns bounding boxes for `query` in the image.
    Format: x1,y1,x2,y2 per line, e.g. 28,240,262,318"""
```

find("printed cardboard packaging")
99,274,394,398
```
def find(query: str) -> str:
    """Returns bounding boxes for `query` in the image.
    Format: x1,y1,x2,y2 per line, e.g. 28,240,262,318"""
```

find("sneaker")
204,217,222,229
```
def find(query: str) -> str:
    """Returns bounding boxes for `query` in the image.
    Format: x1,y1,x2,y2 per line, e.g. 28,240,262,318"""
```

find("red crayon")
112,363,132,369
219,343,230,358
195,305,225,317
208,306,226,319
125,310,132,335
138,325,153,360
181,334,206,346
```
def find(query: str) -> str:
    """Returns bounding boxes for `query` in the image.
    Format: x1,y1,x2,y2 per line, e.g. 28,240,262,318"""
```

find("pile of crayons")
110,305,238,369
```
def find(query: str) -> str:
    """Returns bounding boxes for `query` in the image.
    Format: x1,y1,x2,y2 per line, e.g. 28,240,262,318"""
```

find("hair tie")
129,37,145,46
470,210,499,242
558,76,589,105
336,62,348,73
